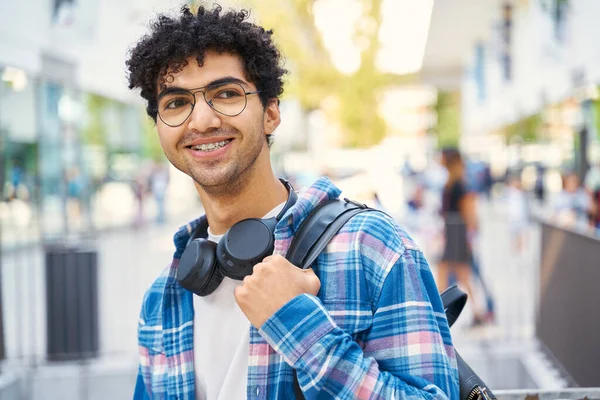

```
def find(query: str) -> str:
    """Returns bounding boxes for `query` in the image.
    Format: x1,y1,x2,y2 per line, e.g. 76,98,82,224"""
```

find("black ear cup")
217,218,276,279
197,265,225,296
177,239,225,296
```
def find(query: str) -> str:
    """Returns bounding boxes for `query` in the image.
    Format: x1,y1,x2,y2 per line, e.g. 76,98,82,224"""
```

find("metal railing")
495,388,600,400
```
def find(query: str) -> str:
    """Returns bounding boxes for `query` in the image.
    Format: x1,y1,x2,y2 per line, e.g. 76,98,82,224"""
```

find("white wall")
0,0,48,75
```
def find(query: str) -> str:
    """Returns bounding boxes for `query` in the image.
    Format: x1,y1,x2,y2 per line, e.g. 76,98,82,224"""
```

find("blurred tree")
505,113,542,142
434,91,461,148
593,92,600,138
337,0,387,148
82,94,109,147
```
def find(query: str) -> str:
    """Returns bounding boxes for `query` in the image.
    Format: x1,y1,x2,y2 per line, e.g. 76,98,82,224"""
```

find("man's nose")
187,94,222,132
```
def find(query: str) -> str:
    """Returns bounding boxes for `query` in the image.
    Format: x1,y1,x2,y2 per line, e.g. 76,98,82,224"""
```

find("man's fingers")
262,254,286,263
233,284,244,301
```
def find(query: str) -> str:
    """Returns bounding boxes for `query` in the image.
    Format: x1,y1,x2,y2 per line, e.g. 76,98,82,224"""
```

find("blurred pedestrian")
534,164,546,204
505,173,529,253
552,171,591,230
407,184,425,213
132,170,146,228
66,167,85,228
150,161,170,225
437,148,486,325
483,163,493,199
584,162,600,233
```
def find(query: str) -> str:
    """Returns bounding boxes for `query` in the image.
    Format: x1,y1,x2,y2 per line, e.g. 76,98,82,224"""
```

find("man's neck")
196,171,288,235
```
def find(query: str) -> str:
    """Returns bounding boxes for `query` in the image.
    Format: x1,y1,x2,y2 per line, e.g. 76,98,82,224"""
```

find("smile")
188,139,232,152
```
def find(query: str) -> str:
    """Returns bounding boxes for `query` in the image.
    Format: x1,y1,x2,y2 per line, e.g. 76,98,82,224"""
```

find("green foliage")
434,91,461,148
337,68,386,148
504,113,542,142
593,93,600,139
141,114,165,162
335,0,385,147
81,94,109,146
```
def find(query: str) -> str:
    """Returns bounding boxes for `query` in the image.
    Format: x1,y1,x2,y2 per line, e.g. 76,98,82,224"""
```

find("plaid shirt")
134,177,459,399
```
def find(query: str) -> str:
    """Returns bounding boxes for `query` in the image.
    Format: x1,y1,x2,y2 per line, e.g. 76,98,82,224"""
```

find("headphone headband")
276,178,297,221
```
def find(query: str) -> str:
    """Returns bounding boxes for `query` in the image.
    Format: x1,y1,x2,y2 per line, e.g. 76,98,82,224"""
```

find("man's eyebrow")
157,77,250,98
157,86,188,98
208,76,249,87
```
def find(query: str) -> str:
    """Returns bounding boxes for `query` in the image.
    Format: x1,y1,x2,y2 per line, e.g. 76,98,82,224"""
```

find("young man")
127,4,458,399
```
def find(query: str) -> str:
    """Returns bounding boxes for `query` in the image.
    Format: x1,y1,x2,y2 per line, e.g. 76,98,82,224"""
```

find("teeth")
192,139,231,152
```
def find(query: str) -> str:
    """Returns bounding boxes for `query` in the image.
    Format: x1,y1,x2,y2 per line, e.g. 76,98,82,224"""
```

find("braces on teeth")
192,140,230,151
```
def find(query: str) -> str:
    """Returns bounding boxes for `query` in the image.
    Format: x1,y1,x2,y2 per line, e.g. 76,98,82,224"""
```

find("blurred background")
1,0,599,399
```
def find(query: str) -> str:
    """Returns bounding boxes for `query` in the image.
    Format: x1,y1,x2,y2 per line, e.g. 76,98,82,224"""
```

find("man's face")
155,52,279,192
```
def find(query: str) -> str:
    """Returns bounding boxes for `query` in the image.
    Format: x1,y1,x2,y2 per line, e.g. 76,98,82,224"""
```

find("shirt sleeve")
135,281,160,399
259,247,459,399
134,302,151,400
133,364,151,400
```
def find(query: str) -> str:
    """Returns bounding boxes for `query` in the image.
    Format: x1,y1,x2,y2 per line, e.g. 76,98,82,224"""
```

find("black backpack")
286,198,496,400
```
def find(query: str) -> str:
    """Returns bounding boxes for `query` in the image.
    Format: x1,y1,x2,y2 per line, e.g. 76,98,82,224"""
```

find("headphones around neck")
177,179,298,296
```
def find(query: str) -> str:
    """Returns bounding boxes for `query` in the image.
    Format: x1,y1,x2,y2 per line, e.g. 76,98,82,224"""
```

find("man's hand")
234,254,321,329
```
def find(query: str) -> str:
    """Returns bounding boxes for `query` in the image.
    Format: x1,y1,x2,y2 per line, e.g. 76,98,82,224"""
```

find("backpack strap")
440,286,497,399
286,198,372,269
440,285,468,328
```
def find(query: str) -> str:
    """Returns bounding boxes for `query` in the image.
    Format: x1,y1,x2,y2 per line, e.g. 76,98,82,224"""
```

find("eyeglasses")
156,82,260,127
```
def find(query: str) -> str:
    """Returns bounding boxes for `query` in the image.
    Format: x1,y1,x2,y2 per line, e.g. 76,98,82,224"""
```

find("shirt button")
255,386,260,396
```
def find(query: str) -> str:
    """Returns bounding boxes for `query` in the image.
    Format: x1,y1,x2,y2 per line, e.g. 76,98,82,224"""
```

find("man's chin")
190,169,239,193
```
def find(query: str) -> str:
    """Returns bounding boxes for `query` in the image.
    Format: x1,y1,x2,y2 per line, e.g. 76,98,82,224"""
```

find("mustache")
179,128,239,147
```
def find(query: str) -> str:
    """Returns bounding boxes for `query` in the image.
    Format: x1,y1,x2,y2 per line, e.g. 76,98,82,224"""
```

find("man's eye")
215,90,242,99
166,98,190,109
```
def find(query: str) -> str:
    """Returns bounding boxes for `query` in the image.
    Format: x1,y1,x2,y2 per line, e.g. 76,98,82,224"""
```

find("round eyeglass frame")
155,82,261,127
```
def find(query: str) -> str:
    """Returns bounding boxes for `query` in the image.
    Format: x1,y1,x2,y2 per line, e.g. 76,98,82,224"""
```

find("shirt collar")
172,216,207,260
285,176,342,232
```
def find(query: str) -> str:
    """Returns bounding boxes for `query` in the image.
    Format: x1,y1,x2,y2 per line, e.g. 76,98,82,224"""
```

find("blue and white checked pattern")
134,177,459,399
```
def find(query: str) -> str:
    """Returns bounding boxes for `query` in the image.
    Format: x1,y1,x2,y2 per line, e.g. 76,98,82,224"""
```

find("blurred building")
451,0,600,184
0,0,194,243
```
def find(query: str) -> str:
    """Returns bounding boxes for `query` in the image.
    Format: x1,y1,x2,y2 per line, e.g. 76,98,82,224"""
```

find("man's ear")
263,99,281,135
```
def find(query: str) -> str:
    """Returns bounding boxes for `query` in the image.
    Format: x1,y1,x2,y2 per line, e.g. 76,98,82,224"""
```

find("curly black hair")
126,4,287,123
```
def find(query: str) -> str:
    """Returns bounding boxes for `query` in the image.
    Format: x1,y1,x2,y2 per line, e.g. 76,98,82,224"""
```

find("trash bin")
45,245,99,361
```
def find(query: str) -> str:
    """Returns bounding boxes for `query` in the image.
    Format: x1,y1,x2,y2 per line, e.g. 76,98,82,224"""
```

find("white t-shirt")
193,202,285,400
